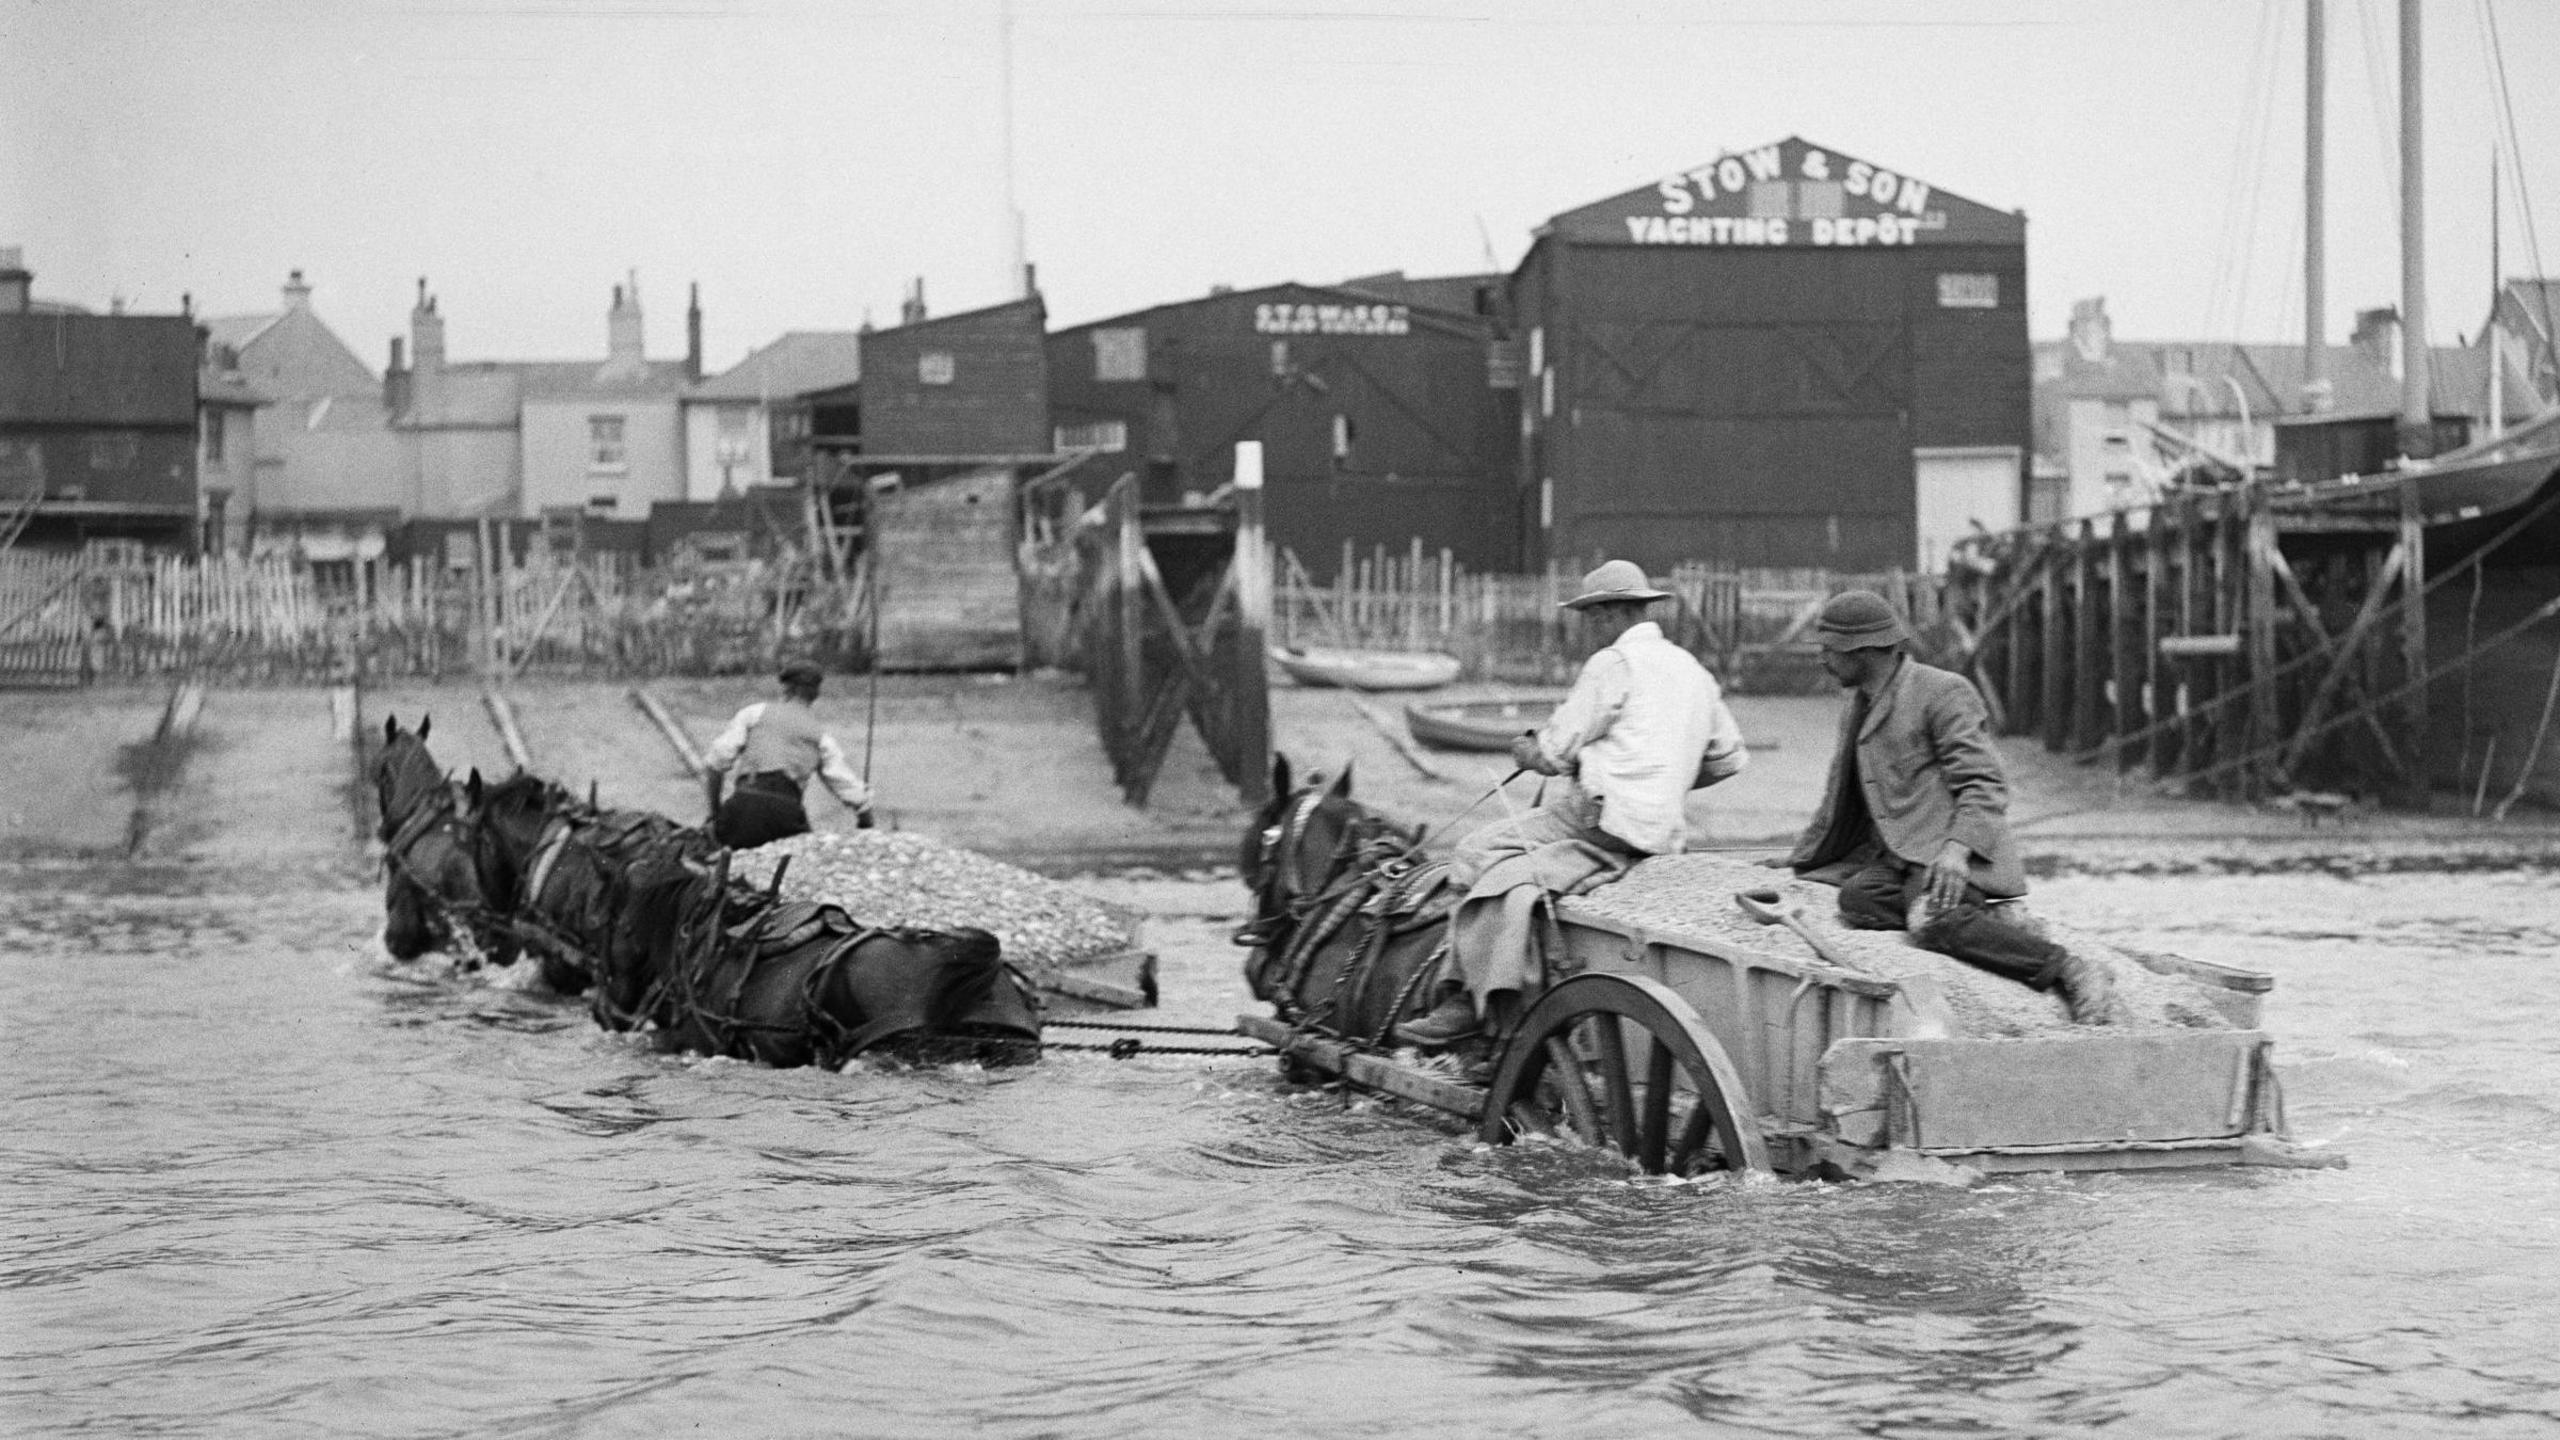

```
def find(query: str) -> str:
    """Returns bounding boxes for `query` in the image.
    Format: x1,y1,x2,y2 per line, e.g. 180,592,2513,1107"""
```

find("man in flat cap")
702,663,876,848
1397,559,1748,1046
1787,590,2116,1022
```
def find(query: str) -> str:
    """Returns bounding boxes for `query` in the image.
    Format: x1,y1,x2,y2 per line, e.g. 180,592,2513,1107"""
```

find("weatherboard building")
1511,136,2031,573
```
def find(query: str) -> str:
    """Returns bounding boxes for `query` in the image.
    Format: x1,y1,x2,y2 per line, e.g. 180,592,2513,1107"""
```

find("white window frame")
588,414,628,472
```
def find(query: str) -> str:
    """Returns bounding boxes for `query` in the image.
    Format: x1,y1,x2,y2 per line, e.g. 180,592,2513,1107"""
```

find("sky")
6,0,2557,378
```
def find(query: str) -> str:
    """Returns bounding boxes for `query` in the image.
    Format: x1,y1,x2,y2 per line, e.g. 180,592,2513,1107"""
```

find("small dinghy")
1404,695,1564,751
1269,646,1463,692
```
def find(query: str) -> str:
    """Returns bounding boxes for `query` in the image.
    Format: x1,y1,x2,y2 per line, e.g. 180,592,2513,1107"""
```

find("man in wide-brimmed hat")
702,663,876,848
1786,590,2118,1023
1396,559,1748,1047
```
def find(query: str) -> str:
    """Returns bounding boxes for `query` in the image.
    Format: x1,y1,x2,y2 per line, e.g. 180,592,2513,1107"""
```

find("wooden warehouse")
814,295,1064,670
1513,136,2029,573
1046,282,1517,580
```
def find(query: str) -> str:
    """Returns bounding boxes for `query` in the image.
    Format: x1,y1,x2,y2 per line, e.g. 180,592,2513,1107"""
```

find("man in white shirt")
702,664,875,848
1399,560,1747,1045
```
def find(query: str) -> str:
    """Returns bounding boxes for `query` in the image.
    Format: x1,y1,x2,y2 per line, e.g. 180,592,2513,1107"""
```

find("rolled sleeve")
815,734,871,809
1693,690,1750,787
702,704,760,776
1535,651,1629,773
1927,683,2009,861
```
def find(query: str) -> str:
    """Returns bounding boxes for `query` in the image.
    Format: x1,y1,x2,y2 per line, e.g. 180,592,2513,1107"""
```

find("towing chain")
1039,1018,1276,1060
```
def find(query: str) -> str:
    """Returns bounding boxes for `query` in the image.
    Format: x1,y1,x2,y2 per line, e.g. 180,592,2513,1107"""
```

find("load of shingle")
729,831,1138,971
1563,852,2237,1037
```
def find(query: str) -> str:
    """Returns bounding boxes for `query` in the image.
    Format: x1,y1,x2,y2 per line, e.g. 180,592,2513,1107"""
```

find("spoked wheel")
1479,973,1769,1177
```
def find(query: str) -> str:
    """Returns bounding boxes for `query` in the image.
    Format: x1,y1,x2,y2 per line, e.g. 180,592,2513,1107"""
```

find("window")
918,351,955,385
1054,420,1128,453
1269,340,1290,377
201,410,225,463
1937,273,1999,308
87,431,139,470
587,493,619,513
1332,413,1355,462
1092,327,1146,381
716,404,751,437
588,415,627,471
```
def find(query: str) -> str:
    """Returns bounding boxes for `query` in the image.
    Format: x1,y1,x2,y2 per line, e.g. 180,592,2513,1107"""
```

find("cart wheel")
1479,973,1769,1177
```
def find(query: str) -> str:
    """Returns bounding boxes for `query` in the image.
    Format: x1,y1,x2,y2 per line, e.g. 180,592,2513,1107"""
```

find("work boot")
2053,948,2124,1027
1395,984,1480,1047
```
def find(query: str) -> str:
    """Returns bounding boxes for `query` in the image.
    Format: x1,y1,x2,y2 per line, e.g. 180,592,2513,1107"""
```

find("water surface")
4,865,2556,1438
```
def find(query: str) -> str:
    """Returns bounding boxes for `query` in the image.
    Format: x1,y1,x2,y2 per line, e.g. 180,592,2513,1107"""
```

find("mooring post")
2039,540,2067,752
1231,442,1273,806
2246,490,2280,799
2399,482,2431,807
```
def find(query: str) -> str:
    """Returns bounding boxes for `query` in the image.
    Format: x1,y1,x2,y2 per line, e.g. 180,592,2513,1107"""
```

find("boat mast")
2398,0,2433,456
2303,0,2329,413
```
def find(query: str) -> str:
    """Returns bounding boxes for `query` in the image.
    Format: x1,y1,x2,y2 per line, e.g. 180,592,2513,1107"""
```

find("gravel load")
1562,852,2237,1038
729,831,1138,970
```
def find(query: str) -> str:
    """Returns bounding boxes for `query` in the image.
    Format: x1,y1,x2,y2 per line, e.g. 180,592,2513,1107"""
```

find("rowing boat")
1403,695,1562,751
1268,646,1462,692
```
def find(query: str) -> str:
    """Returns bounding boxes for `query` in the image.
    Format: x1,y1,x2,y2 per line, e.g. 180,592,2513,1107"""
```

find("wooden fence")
0,549,874,686
1274,543,1951,692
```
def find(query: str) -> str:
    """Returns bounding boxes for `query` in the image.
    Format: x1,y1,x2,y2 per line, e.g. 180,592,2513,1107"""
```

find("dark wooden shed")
0,310,201,551
1513,136,2029,573
1047,282,1517,580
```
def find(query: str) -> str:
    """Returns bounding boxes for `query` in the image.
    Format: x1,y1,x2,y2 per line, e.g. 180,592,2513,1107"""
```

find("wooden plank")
1235,1014,1487,1119
481,684,534,773
2071,518,2103,755
629,686,709,778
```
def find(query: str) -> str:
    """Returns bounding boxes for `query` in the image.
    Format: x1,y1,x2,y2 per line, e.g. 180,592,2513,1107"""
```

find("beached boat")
1269,645,1462,692
1403,695,1563,751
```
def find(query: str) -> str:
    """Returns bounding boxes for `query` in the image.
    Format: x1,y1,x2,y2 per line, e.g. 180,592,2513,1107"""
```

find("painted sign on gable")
1547,136,2025,250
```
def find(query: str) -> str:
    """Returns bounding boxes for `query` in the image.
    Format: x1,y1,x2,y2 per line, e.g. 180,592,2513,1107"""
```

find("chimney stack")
0,246,29,313
686,281,703,381
410,278,445,372
2351,306,2400,375
2067,297,2112,363
385,336,410,416
900,277,927,327
604,271,646,376
283,269,313,311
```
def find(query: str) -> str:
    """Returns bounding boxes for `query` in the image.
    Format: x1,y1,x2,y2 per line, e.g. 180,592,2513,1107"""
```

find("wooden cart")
1236,897,2335,1180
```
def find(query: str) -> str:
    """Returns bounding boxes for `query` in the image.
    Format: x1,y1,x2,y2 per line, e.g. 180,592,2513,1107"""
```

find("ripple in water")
4,868,2559,1438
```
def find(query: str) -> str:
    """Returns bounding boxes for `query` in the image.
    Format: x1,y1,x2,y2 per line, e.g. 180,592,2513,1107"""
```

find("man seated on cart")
1395,559,1749,1048
1786,590,2119,1024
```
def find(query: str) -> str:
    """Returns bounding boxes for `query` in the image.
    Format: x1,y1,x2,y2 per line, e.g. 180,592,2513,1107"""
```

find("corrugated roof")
687,331,865,400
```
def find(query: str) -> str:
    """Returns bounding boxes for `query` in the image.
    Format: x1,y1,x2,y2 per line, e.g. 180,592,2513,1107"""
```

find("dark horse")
592,826,1044,1067
1236,756,1462,1049
465,771,684,996
371,716,504,964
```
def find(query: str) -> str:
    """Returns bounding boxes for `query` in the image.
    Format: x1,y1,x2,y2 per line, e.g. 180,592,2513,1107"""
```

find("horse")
592,826,1044,1068
1235,755,1461,1049
465,770,683,996
371,715,502,964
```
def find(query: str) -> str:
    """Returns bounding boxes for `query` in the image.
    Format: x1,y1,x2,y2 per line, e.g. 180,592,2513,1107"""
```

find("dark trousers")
714,771,810,850
1837,854,2066,991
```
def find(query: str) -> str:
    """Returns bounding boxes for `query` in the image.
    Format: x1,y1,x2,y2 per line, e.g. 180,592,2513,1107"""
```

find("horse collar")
525,820,575,904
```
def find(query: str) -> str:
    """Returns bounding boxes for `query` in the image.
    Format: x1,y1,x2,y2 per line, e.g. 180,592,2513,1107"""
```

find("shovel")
1734,887,1861,971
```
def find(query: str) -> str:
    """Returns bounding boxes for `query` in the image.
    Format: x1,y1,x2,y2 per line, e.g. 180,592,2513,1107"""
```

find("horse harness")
676,897,903,1065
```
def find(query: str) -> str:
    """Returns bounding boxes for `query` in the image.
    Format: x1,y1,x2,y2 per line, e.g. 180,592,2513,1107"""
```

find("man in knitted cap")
1397,559,1749,1047
1787,591,2117,1023
702,663,876,848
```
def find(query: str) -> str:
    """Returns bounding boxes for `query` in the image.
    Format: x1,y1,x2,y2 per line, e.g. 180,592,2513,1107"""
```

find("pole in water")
863,529,883,783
